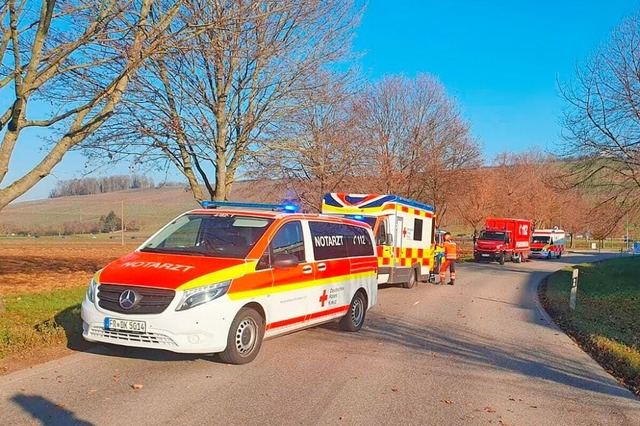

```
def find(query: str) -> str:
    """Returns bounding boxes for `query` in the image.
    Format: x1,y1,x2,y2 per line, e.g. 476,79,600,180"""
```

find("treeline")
49,175,155,198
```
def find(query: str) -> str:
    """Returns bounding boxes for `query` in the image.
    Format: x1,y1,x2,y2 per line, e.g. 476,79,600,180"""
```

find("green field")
540,256,640,396
0,288,86,360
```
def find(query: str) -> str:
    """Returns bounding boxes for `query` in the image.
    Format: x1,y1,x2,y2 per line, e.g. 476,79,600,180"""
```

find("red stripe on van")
266,305,350,331
308,305,349,320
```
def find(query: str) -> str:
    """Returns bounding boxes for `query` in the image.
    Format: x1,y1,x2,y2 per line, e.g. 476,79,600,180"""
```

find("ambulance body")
81,201,378,364
322,193,436,288
530,228,566,259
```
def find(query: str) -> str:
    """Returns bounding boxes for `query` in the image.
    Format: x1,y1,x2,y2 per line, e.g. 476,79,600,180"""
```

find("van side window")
271,221,305,262
414,218,423,241
309,222,373,259
309,221,349,260
347,225,374,257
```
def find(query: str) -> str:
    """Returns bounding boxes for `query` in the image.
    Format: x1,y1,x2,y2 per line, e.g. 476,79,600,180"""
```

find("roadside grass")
0,287,85,360
539,256,640,396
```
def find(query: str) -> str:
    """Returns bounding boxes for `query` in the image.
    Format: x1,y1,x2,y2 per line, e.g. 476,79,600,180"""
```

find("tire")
513,253,522,263
339,291,367,332
557,250,562,259
402,270,417,289
547,251,552,260
498,252,505,265
218,307,264,365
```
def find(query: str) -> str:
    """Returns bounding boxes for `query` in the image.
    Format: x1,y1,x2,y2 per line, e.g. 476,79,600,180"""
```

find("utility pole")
121,199,124,246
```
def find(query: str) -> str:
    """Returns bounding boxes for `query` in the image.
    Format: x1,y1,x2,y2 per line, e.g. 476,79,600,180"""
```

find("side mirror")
386,233,394,245
272,253,299,269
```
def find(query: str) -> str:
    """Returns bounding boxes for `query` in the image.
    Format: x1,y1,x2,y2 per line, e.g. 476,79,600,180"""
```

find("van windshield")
479,231,507,241
141,214,273,259
532,236,551,244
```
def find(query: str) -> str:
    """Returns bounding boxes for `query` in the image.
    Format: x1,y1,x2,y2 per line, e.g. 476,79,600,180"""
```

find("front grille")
531,248,542,252
89,326,178,347
98,284,175,314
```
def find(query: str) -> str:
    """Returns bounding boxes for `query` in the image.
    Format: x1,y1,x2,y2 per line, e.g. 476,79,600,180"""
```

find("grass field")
540,256,640,396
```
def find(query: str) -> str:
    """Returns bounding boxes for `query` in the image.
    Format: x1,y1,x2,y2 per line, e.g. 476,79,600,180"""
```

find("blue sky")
6,1,640,202
354,0,640,160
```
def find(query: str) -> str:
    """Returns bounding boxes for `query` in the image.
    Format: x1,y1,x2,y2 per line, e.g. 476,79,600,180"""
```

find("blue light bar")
201,200,299,212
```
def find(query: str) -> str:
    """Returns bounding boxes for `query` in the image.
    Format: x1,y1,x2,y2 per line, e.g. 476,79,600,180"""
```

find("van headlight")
176,281,231,311
87,278,98,303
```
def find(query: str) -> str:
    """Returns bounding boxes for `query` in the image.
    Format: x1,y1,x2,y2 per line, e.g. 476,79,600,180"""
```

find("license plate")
105,317,146,333
481,254,490,257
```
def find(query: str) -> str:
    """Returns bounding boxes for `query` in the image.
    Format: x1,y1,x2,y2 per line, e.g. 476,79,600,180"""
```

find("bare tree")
251,72,364,212
559,11,640,233
353,74,481,218
0,0,194,211
86,0,362,204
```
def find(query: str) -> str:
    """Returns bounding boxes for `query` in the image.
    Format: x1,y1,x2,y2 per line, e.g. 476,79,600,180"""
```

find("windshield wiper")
140,247,201,256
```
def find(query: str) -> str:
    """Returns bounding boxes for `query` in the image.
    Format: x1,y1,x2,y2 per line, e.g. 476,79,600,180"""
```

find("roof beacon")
201,200,299,212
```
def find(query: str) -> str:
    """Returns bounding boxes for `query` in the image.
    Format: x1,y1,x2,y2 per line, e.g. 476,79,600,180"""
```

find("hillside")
0,181,286,236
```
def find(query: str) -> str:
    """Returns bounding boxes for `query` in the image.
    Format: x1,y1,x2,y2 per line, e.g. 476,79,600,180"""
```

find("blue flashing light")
201,200,299,212
351,214,365,220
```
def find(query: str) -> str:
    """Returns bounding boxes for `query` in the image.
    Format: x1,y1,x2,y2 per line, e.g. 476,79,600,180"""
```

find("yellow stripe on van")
322,204,387,214
227,271,377,301
177,261,259,291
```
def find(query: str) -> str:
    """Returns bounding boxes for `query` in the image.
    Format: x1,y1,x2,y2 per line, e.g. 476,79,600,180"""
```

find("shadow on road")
355,312,636,401
11,394,94,426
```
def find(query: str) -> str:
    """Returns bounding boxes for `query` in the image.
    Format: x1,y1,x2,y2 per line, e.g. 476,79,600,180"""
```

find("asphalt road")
1,252,638,426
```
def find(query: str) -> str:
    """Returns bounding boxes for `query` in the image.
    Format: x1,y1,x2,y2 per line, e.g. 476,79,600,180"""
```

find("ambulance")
81,201,378,364
530,228,566,259
321,193,437,288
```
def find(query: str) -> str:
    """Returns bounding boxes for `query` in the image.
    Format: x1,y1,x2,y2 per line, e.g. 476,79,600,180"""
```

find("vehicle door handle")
302,265,313,274
317,263,327,271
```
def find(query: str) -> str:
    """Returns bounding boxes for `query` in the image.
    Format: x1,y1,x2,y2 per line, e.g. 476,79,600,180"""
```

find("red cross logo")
319,289,328,307
403,227,407,236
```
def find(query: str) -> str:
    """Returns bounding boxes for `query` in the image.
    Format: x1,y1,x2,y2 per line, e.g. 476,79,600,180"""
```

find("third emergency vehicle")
322,193,437,288
474,218,532,264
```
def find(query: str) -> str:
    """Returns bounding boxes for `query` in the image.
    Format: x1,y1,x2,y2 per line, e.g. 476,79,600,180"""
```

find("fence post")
569,268,579,310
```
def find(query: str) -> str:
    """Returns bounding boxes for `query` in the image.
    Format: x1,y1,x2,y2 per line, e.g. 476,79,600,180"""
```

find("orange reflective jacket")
443,241,457,260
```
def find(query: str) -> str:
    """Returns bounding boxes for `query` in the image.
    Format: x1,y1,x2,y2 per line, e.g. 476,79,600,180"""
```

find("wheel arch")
242,301,266,323
356,286,369,308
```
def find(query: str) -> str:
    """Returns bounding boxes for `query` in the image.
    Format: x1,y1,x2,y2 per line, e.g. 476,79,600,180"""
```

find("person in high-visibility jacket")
439,232,457,285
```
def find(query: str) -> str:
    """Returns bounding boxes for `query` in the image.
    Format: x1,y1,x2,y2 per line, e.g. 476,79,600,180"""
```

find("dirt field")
0,238,138,295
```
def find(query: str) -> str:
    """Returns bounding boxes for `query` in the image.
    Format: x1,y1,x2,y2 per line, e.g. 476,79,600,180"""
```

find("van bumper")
80,297,234,354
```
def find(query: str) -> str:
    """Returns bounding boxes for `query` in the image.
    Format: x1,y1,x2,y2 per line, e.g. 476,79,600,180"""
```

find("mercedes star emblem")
119,289,138,310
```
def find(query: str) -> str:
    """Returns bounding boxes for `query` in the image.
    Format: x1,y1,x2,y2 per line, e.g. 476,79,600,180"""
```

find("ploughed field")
0,238,138,295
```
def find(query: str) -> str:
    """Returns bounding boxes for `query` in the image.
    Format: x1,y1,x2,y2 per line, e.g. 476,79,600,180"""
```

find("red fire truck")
474,218,532,264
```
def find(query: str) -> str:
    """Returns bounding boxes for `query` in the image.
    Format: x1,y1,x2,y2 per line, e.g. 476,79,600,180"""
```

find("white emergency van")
530,228,566,259
81,201,378,364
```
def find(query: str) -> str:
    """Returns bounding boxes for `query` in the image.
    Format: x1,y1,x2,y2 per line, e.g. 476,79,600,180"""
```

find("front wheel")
557,250,562,259
339,291,367,332
513,253,522,263
498,252,505,265
219,307,264,365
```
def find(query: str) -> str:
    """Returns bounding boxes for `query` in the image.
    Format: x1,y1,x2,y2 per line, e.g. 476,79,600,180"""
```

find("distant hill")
0,180,286,236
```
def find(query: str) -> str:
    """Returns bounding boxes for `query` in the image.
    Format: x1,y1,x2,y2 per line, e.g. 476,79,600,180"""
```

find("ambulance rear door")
375,214,394,284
